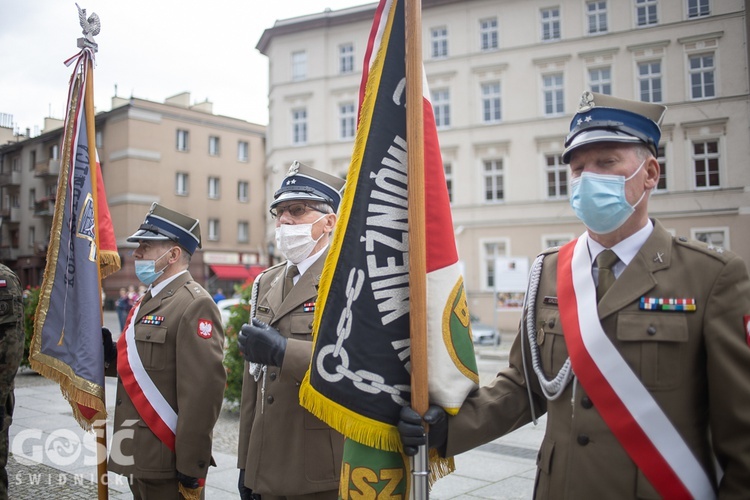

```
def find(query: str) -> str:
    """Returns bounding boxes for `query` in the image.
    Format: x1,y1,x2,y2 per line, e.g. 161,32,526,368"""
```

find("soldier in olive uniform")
399,92,750,498
0,265,23,500
237,162,346,500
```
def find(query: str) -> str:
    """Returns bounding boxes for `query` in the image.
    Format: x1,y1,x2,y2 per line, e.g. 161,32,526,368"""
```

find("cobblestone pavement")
7,453,100,499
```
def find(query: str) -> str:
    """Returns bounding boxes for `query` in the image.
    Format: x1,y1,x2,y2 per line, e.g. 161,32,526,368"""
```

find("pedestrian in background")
115,287,132,330
236,162,345,500
0,264,24,500
399,92,750,498
104,203,226,500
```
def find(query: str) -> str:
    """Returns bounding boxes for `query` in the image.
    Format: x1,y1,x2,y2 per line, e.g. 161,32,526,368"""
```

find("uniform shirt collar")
287,245,328,281
149,269,188,297
587,220,653,273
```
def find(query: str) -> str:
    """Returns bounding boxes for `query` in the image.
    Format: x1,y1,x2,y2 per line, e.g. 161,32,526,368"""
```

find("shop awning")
210,264,256,281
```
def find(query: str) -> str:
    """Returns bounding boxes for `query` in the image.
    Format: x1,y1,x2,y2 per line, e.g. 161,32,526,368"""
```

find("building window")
483,240,508,289
542,234,574,249
687,0,709,18
638,61,663,102
545,154,567,198
339,103,356,140
49,144,59,160
586,1,608,35
176,129,189,152
540,7,561,41
29,150,36,170
339,43,354,74
175,172,189,196
292,108,308,145
208,176,221,199
444,162,453,203
689,53,715,100
433,88,451,129
238,221,249,243
431,27,448,58
636,0,658,27
655,145,667,191
238,181,249,203
481,82,501,123
29,226,35,249
483,159,504,202
693,140,720,188
480,18,498,51
29,188,36,209
208,219,220,241
209,136,220,157
95,130,103,149
11,157,20,172
588,67,612,95
292,51,307,81
691,227,728,249
238,141,249,162
543,74,564,116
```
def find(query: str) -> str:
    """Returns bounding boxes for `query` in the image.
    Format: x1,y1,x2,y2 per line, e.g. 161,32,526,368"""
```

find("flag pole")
405,0,429,497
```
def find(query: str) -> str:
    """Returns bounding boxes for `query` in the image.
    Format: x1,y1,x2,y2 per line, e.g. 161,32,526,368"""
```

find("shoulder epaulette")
538,246,562,257
673,236,733,263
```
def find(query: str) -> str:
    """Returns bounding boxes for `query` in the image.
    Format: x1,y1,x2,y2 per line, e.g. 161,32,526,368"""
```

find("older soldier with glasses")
237,161,346,500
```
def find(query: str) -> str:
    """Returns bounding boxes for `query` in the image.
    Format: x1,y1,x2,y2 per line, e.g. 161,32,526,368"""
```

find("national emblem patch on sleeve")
197,319,213,339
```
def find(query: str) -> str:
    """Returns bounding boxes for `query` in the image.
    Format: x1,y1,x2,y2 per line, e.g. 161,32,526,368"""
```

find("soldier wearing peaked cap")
105,203,226,500
237,161,346,500
398,92,750,498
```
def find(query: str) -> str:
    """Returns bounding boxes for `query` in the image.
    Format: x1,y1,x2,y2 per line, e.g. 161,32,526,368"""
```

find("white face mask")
275,215,328,264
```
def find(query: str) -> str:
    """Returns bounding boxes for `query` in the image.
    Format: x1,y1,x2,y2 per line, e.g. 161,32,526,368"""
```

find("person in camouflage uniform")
0,264,23,500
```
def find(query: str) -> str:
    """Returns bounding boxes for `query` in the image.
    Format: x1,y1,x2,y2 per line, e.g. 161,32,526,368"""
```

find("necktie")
596,250,619,303
283,265,299,300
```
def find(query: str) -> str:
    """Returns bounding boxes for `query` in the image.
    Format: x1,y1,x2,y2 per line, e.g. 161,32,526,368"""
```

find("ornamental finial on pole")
75,3,100,52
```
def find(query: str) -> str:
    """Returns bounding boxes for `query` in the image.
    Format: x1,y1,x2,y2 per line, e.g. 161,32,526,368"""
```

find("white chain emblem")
315,268,410,406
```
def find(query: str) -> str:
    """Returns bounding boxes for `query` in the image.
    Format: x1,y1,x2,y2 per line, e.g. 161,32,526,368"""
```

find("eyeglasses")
269,202,325,219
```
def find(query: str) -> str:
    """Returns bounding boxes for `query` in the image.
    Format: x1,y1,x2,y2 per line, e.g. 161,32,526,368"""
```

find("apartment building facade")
0,92,267,302
257,0,750,330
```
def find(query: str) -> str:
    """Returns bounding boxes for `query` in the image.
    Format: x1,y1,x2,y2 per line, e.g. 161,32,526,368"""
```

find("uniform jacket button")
116,399,121,406
269,372,277,381
577,434,590,446
547,319,555,328
647,325,657,335
580,396,593,409
266,395,274,405
198,460,206,469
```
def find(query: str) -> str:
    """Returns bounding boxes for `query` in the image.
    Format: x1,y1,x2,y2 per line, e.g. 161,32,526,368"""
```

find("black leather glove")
238,318,287,367
238,469,262,500
102,327,117,364
176,471,203,489
397,405,448,456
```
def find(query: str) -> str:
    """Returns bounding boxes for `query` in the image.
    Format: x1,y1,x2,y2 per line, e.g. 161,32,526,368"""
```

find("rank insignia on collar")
303,301,315,312
542,296,558,305
257,305,271,314
140,315,165,325
197,318,213,339
640,297,696,312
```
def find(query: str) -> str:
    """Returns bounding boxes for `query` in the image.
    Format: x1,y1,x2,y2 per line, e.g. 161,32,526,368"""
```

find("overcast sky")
0,0,371,133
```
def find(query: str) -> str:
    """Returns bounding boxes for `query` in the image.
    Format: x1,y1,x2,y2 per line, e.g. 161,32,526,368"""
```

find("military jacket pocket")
290,311,314,339
616,312,687,390
134,326,167,370
0,289,20,326
536,306,568,378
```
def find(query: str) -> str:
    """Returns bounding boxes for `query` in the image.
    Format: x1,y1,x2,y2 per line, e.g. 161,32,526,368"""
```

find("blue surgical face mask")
134,247,173,285
569,159,647,234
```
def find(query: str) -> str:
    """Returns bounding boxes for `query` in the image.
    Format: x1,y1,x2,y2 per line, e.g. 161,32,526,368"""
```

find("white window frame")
209,136,220,157
586,1,608,35
432,88,451,129
175,172,189,196
176,129,189,152
637,60,663,103
29,188,36,209
339,102,356,140
238,141,249,162
688,53,716,100
49,144,59,160
654,144,668,192
690,227,729,250
292,108,308,145
431,26,448,58
483,158,504,202
28,226,35,249
481,82,502,123
686,0,710,19
339,43,354,74
545,153,568,199
292,50,307,81
481,238,510,291
692,138,721,189
588,66,612,95
635,0,658,27
542,73,565,116
237,221,249,243
480,17,498,51
208,176,221,199
208,219,220,241
540,7,561,42
541,234,574,250
238,181,249,203
444,161,453,203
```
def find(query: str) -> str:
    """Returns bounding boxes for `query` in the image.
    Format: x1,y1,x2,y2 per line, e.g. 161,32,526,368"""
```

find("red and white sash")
557,235,715,499
116,297,177,452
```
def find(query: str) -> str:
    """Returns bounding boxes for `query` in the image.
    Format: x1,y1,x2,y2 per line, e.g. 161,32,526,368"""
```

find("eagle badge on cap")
197,319,213,339
577,91,596,113
287,161,301,176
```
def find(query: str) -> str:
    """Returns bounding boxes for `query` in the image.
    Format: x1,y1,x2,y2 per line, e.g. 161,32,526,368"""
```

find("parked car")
216,297,241,327
470,320,500,346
